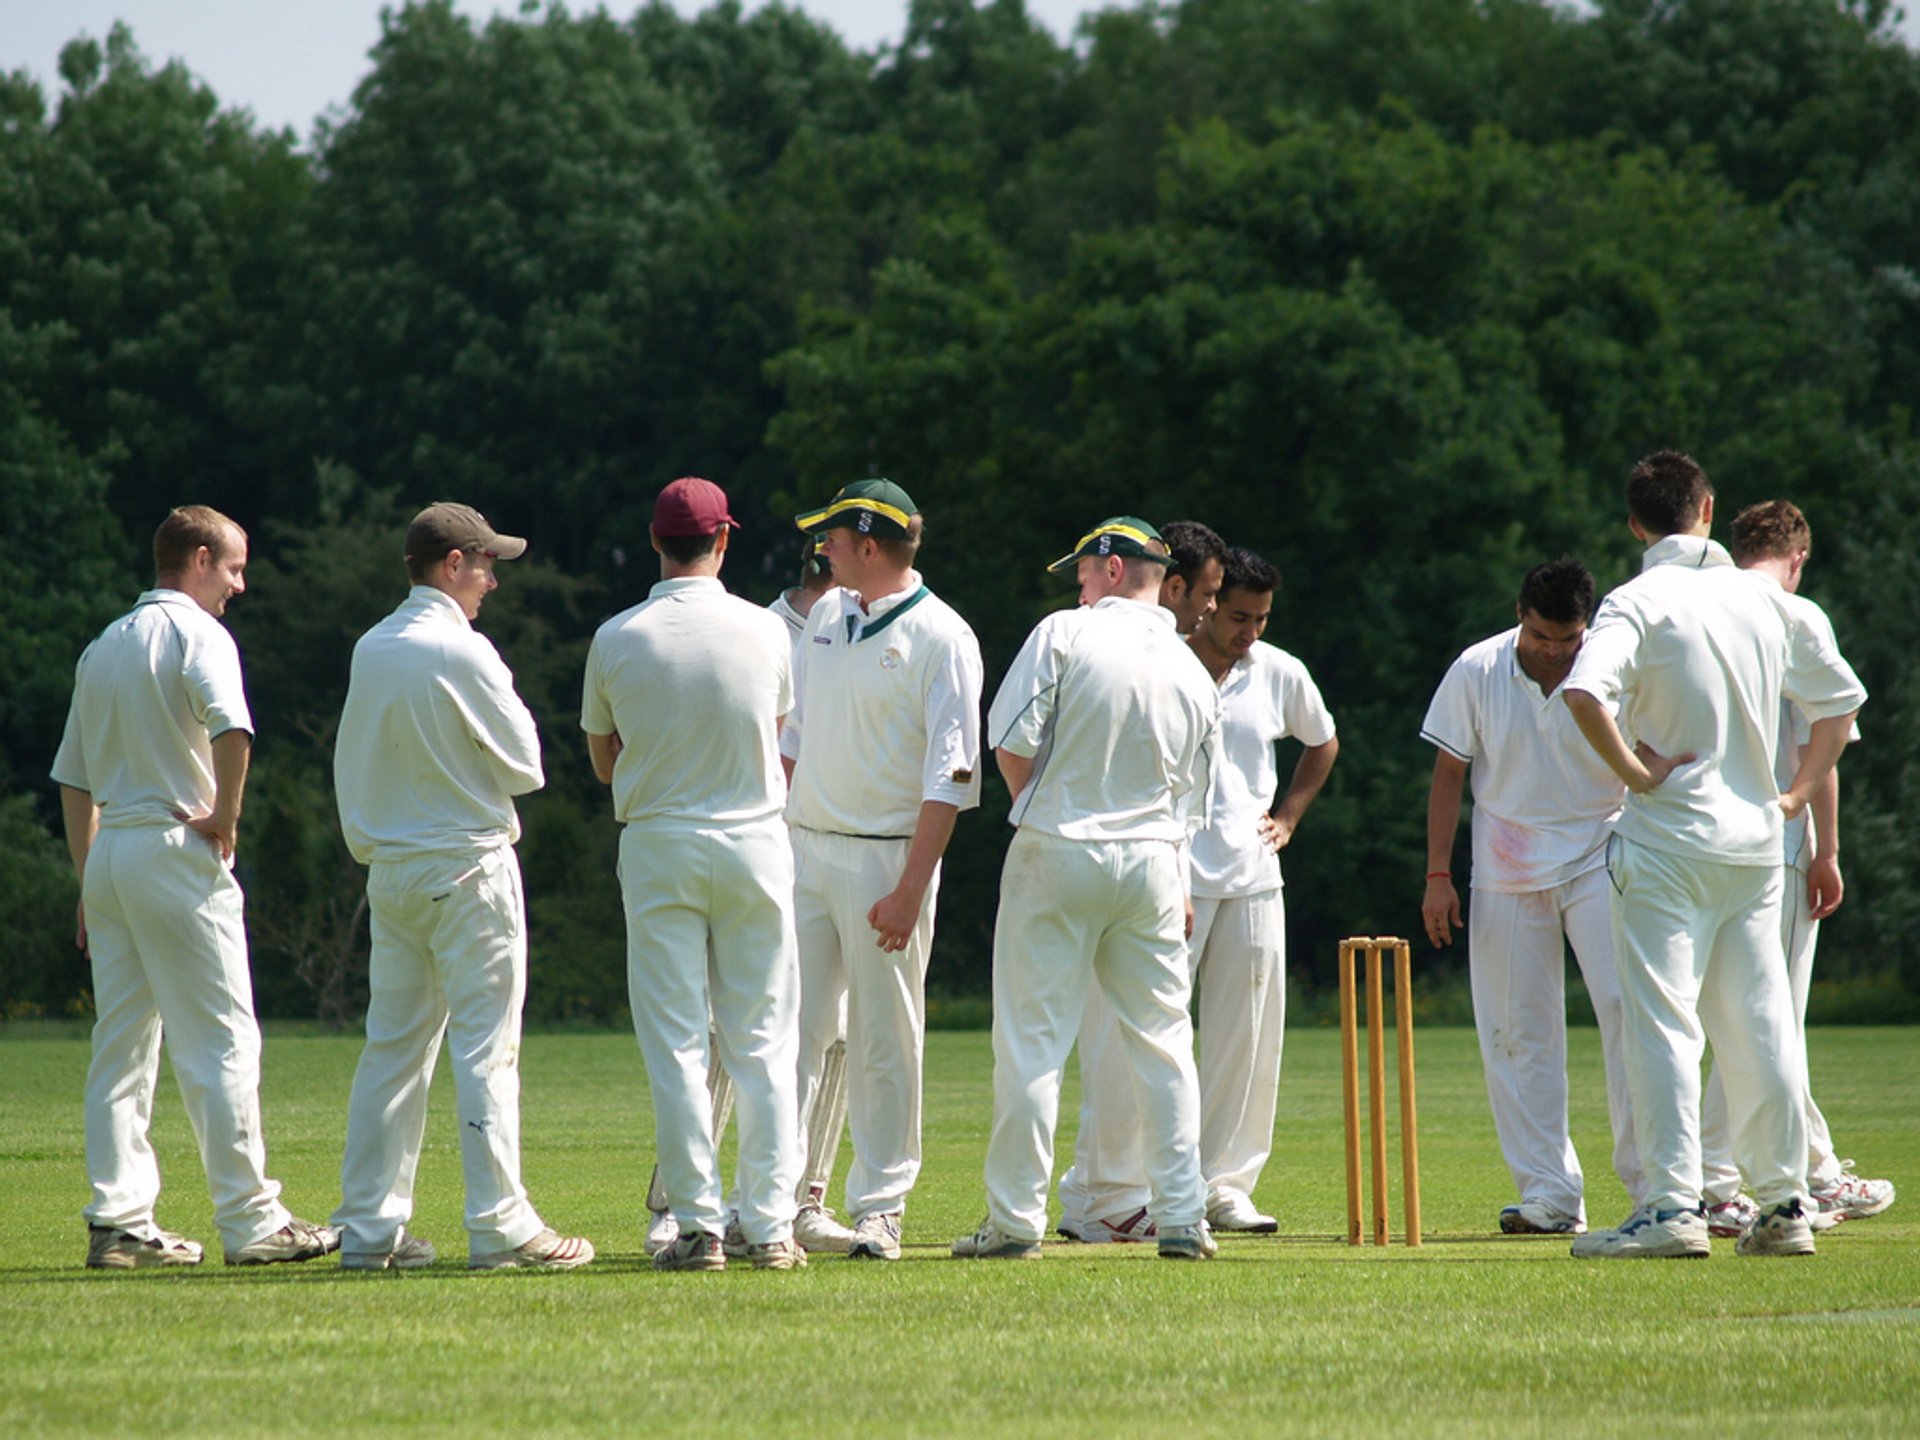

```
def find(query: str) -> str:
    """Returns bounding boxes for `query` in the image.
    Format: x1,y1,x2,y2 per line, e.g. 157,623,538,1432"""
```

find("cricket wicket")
1338,936,1421,1247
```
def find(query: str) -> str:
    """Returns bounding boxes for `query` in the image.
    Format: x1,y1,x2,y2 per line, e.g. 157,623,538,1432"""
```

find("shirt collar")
1640,534,1733,574
406,584,472,629
1090,595,1176,628
137,588,205,614
649,576,724,599
838,571,924,619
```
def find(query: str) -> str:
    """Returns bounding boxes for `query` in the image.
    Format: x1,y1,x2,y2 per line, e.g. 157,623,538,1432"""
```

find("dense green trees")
3,0,1916,1021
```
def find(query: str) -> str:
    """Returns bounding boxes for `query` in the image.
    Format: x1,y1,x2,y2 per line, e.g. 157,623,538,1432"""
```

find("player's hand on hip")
1629,741,1695,792
187,813,238,863
1421,877,1461,948
1257,814,1290,853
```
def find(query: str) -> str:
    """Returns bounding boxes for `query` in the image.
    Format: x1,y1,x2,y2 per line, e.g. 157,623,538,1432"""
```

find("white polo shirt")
334,586,544,864
1190,641,1336,899
1564,535,1866,866
781,574,983,837
1420,626,1624,894
769,590,809,664
990,596,1220,844
51,589,253,830
1767,585,1861,873
583,576,792,828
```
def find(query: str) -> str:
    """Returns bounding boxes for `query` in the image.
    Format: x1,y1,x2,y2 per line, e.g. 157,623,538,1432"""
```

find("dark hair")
1730,499,1810,564
154,505,243,578
656,530,722,566
1518,559,1594,624
1159,520,1226,586
1626,450,1712,537
1219,546,1279,598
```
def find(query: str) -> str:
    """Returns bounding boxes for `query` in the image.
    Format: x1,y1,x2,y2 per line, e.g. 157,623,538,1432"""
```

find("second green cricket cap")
1046,516,1171,572
794,479,918,539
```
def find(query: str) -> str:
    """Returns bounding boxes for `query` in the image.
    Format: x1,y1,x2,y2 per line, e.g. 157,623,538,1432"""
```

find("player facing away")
954,518,1220,1261
332,503,593,1271
1420,559,1640,1236
641,536,859,1259
1563,451,1865,1259
584,478,807,1271
1696,501,1893,1228
1056,520,1228,1243
781,479,984,1260
54,506,337,1270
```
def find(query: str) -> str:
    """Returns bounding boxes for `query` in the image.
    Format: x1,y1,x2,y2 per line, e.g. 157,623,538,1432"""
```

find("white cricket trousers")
1468,866,1641,1221
1059,889,1287,1224
1699,865,1842,1200
621,818,802,1244
986,831,1205,1244
792,827,936,1221
334,846,545,1257
1607,836,1808,1211
81,824,290,1251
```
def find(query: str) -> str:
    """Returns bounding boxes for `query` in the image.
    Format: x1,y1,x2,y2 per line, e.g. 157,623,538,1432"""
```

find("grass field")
1,1024,1915,1438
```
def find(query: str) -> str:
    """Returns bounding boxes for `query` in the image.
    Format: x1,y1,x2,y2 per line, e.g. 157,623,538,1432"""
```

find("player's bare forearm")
586,730,621,785
995,747,1034,804
1805,766,1842,919
867,800,960,952
61,785,98,952
189,729,252,860
1781,713,1855,823
1422,753,1468,947
1269,735,1338,848
1564,691,1692,792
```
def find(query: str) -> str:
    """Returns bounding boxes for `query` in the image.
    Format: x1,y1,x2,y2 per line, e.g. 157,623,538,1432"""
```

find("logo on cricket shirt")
881,647,904,671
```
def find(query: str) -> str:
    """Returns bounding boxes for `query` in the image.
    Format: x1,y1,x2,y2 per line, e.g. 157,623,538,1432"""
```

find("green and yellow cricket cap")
1046,516,1171,572
794,479,918,539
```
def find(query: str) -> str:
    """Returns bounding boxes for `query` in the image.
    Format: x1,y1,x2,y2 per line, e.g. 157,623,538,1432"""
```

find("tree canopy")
4,0,1917,1022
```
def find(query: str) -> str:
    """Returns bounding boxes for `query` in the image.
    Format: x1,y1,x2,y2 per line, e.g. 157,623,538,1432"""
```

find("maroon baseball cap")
652,476,738,537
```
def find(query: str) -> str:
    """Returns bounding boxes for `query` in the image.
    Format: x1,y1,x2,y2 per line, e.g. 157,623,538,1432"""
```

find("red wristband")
1425,871,1451,880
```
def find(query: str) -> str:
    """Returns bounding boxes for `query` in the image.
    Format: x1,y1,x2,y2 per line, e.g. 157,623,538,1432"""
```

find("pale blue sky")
3,1,1916,142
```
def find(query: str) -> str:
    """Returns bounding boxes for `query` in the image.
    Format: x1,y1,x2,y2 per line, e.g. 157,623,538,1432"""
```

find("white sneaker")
1570,1206,1711,1259
86,1224,203,1270
951,1217,1042,1260
225,1217,341,1266
1810,1163,1896,1223
341,1227,437,1271
793,1203,856,1254
1500,1200,1586,1236
470,1228,595,1271
652,1230,725,1272
722,1211,749,1258
1157,1221,1218,1260
1735,1200,1816,1257
644,1207,679,1258
848,1211,902,1261
1705,1194,1760,1238
1207,1194,1278,1233
746,1238,808,1270
1057,1206,1157,1244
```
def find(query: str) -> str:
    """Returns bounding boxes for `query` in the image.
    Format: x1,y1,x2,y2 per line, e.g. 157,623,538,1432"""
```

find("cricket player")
641,537,857,1258
333,502,593,1271
1421,559,1639,1235
1056,519,1228,1243
1697,501,1893,1228
585,477,806,1271
954,517,1220,1261
782,479,984,1260
1563,451,1865,1259
54,505,337,1270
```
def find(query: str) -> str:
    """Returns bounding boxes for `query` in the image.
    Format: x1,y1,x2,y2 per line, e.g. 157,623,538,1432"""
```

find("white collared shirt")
1765,583,1862,872
781,574,984,836
51,589,253,829
334,585,543,863
990,595,1220,844
583,576,792,827
1190,641,1336,898
1421,626,1623,893
1565,535,1866,865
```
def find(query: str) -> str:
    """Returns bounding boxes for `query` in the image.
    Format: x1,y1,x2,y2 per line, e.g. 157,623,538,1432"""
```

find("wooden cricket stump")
1338,936,1422,1247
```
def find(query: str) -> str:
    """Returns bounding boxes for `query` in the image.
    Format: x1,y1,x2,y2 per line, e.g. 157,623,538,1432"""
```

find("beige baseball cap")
404,502,528,564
